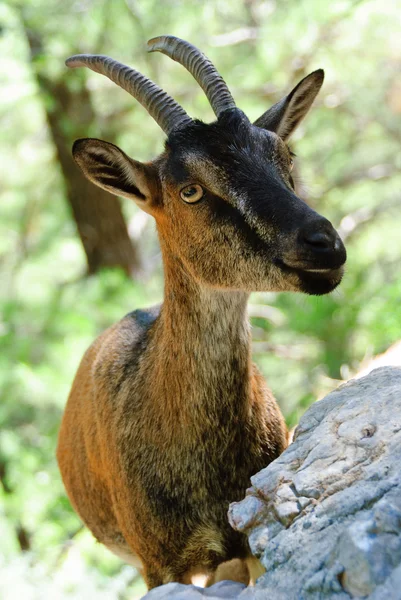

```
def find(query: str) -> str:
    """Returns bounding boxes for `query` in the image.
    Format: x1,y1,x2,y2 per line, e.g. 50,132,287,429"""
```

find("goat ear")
72,138,158,212
254,69,324,141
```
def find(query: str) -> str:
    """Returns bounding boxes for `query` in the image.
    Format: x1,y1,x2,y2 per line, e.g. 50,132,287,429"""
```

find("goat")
57,36,346,589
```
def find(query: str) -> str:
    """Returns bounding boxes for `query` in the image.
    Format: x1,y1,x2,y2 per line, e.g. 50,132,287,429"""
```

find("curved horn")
65,54,192,134
147,36,236,117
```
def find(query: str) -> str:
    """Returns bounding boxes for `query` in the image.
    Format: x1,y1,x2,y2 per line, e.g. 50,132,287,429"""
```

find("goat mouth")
276,259,345,295
299,267,333,274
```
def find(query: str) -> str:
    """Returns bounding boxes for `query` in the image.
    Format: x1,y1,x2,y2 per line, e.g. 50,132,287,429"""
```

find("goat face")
69,38,346,296
154,109,346,295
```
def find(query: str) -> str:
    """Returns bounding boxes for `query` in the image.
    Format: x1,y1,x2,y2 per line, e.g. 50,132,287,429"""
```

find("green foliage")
1,0,401,596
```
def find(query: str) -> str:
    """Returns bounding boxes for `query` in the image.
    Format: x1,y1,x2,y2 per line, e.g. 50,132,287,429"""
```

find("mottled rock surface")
231,366,401,599
142,367,401,599
143,581,254,599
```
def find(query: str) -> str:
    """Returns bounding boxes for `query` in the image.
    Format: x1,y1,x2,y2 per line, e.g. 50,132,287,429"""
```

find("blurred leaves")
1,0,401,597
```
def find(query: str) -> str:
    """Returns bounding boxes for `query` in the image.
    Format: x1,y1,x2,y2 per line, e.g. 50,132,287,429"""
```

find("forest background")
1,0,401,598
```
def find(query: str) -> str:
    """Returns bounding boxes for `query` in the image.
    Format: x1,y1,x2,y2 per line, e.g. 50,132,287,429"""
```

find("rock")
230,366,401,599
141,367,401,599
142,581,254,599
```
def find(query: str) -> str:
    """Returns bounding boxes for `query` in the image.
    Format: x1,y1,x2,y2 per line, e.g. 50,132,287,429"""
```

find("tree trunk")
24,25,140,276
43,81,141,275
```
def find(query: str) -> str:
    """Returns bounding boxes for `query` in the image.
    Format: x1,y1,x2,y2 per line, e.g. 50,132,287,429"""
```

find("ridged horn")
147,35,236,117
65,54,192,134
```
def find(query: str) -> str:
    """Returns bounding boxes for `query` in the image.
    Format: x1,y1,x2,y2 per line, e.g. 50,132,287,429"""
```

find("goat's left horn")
65,54,192,134
147,35,236,118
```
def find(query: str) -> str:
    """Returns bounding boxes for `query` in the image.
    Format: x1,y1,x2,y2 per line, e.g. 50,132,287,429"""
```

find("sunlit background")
1,0,401,597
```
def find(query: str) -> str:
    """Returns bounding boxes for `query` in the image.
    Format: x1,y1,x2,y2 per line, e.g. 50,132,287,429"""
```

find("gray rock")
142,581,254,599
142,367,401,599
230,366,401,599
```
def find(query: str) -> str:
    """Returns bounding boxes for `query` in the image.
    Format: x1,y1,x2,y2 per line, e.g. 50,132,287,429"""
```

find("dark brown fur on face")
57,39,346,589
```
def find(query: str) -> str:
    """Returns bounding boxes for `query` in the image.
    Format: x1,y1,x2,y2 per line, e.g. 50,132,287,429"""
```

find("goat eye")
180,184,204,203
289,158,294,172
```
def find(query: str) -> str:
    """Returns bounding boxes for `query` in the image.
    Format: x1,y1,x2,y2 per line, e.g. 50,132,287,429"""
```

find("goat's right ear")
72,138,158,213
254,70,324,141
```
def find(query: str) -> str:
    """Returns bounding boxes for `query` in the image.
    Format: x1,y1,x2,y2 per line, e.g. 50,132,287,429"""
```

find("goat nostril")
302,230,334,250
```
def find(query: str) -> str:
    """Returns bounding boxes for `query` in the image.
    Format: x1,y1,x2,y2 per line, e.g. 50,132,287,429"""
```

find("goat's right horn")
147,35,236,118
65,54,192,135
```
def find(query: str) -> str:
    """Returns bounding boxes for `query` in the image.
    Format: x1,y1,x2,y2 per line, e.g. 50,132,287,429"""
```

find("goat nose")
303,230,334,249
299,220,338,251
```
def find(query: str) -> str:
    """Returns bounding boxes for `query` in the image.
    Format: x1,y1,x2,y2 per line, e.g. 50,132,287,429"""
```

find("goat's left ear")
254,69,324,141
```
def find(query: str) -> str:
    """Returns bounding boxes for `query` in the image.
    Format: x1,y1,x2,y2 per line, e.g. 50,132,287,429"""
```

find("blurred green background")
1,0,400,597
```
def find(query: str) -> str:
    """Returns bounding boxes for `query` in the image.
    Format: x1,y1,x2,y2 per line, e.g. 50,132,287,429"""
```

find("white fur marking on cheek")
185,151,274,244
231,189,274,243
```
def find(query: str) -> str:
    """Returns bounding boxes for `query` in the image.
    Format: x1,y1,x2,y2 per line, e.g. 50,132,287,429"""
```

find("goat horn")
147,35,236,118
65,54,192,134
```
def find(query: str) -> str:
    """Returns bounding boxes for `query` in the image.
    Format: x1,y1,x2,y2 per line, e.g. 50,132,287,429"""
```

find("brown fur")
57,58,346,589
57,262,287,586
